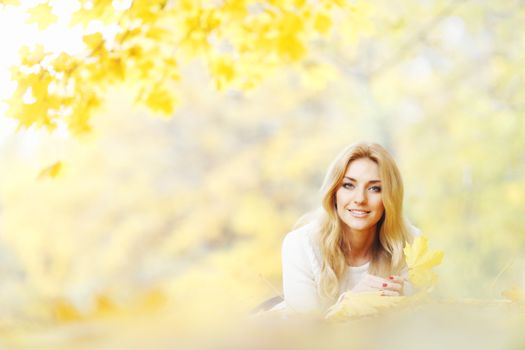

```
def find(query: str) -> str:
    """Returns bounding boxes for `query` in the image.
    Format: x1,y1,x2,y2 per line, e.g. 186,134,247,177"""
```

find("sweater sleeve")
281,230,322,313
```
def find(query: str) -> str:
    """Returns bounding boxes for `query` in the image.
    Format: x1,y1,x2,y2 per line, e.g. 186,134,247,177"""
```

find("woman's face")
335,157,385,235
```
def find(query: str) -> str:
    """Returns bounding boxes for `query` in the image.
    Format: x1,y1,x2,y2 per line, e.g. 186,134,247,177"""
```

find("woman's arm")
281,231,322,313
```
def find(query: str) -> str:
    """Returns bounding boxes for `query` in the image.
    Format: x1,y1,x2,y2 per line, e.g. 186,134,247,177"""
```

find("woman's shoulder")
282,220,320,249
281,220,323,281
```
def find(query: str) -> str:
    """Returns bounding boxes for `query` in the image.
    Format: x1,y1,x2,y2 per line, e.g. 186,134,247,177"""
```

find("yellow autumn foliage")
404,236,444,290
0,0,524,347
4,0,374,134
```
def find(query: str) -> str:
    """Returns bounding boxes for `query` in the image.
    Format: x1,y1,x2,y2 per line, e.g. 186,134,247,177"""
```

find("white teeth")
349,209,370,217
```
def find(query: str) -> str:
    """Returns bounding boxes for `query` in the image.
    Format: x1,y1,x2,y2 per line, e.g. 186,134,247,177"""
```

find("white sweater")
272,221,420,313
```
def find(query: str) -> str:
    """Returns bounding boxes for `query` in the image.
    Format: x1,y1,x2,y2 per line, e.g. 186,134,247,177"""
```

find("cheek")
372,196,384,213
334,190,346,212
378,203,385,216
334,189,342,206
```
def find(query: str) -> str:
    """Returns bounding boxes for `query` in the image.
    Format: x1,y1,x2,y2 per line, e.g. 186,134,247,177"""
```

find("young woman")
273,142,420,313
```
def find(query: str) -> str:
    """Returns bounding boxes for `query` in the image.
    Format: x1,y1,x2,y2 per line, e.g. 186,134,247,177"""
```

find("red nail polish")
382,283,387,287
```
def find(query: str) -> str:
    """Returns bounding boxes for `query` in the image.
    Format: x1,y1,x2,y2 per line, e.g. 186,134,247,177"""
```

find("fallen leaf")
325,291,404,321
37,161,63,179
502,286,525,303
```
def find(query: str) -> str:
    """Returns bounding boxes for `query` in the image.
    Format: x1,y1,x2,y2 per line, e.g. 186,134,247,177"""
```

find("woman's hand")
350,273,405,296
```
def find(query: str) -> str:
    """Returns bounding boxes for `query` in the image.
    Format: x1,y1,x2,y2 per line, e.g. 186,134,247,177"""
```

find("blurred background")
0,0,524,348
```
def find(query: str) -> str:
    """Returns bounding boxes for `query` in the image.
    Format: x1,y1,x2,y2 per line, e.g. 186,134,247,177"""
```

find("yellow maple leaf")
325,291,404,321
37,161,63,179
277,35,306,61
211,55,235,91
403,236,444,289
93,294,113,314
27,3,58,30
105,57,126,82
19,44,47,67
51,52,74,72
82,32,104,51
144,86,176,115
313,12,332,35
53,298,83,322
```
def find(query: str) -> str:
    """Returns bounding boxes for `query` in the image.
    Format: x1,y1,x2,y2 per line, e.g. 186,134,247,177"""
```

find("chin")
344,217,380,233
346,222,374,232
350,225,374,232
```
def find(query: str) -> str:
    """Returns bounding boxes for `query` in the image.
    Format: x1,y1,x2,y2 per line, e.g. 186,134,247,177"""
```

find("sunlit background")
1,0,524,348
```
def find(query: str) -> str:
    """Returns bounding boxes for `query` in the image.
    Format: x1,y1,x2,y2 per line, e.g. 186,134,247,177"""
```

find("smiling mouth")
348,209,371,217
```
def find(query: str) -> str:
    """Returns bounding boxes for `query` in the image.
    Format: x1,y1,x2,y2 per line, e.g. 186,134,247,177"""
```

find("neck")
342,226,377,265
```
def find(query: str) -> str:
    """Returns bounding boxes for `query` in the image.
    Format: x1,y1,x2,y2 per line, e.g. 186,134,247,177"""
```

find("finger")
367,273,403,285
389,276,409,288
366,278,402,291
380,289,400,296
365,275,402,290
365,274,393,285
381,281,403,292
387,275,405,283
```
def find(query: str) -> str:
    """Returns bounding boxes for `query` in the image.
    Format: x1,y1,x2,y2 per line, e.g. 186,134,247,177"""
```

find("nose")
352,188,367,204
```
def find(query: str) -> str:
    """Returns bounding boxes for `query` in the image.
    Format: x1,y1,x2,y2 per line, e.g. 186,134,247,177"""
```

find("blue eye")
369,186,382,192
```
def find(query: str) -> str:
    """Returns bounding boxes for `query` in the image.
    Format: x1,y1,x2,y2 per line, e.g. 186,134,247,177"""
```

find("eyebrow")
344,176,381,184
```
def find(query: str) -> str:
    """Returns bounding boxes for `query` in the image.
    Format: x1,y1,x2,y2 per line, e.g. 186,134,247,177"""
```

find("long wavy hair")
299,142,413,305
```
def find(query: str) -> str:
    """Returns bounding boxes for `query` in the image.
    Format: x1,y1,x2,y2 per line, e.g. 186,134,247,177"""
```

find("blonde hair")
300,142,413,305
